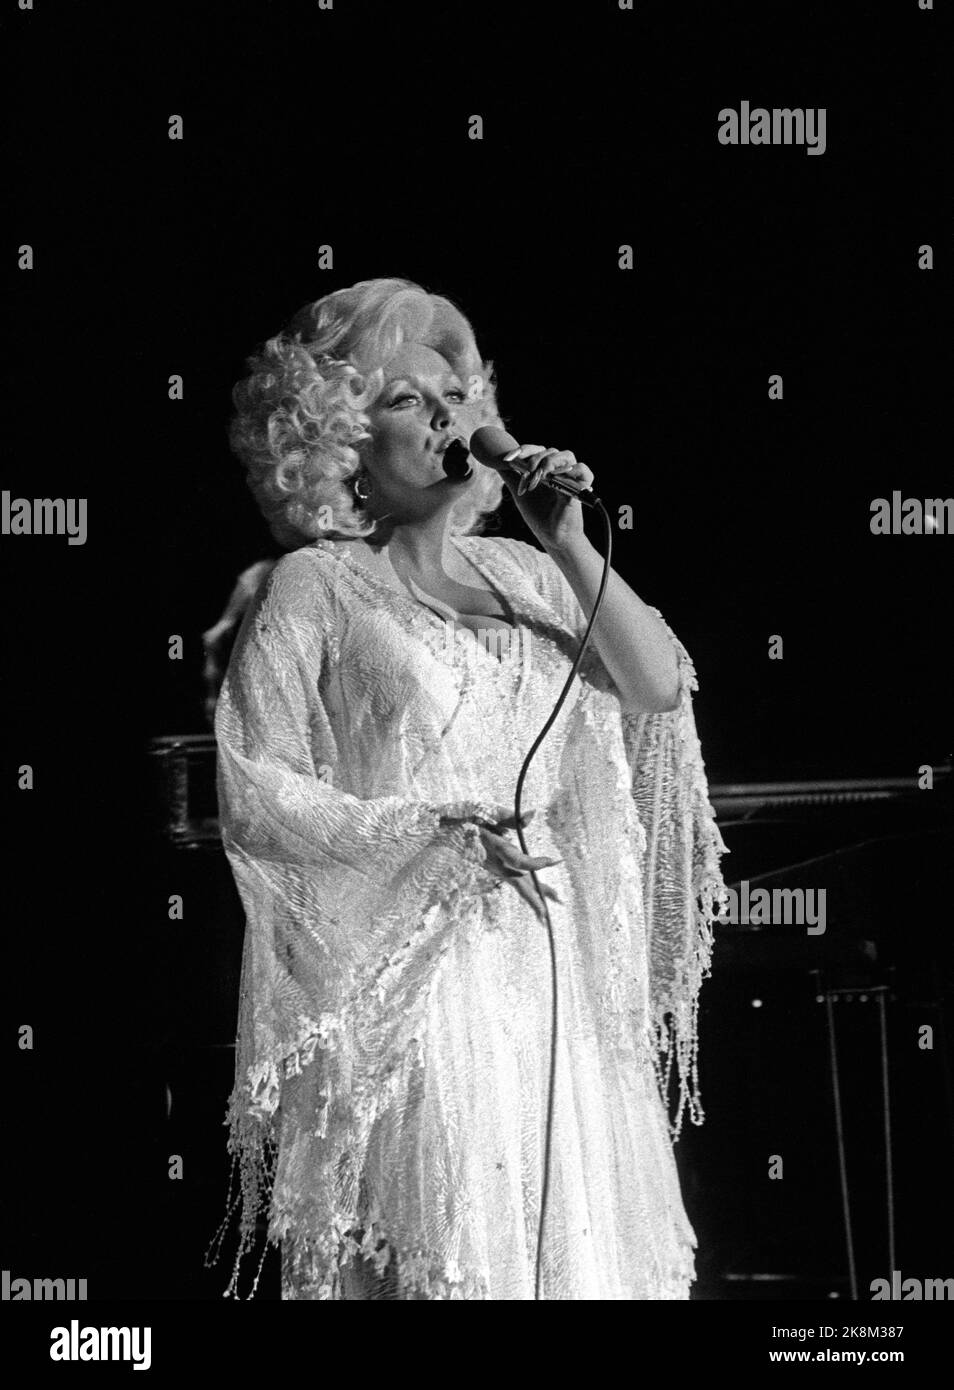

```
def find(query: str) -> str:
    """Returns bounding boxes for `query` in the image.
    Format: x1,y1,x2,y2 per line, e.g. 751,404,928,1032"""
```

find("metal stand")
812,977,895,1302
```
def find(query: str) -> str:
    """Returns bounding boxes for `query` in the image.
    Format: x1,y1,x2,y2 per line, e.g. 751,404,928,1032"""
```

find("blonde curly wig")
229,277,508,548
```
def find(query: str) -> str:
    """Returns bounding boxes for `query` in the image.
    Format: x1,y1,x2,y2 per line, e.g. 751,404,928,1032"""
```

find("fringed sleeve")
207,549,508,1297
494,536,729,1142
619,623,730,1141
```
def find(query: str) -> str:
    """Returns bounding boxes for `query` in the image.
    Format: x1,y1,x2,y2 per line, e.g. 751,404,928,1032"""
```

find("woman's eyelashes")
390,389,466,407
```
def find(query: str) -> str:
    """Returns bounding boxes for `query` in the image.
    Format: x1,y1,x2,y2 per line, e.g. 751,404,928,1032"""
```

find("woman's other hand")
439,807,563,924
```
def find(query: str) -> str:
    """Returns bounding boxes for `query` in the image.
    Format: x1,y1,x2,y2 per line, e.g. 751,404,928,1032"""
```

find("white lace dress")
213,532,728,1301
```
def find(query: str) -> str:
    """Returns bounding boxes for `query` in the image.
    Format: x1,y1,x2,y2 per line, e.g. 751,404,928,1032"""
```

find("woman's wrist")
440,817,502,897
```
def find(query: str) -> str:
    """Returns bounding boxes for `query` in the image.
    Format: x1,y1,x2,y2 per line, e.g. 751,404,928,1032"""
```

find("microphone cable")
444,434,613,1298
508,495,613,1301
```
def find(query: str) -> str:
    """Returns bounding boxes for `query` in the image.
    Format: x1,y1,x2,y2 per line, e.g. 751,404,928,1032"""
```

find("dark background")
2,1,951,1304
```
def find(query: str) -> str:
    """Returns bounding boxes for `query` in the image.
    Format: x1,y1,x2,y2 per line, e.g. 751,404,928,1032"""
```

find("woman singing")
209,277,728,1300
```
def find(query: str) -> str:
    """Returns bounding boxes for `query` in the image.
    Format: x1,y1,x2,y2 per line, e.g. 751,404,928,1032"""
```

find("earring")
353,472,372,502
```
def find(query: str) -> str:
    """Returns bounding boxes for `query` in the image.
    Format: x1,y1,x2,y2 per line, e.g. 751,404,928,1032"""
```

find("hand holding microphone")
468,426,597,503
465,425,600,551
444,427,597,501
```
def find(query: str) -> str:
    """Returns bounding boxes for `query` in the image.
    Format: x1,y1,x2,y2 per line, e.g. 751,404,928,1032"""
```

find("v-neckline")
315,533,521,662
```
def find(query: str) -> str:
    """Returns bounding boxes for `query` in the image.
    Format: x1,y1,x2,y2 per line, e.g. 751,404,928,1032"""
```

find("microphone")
468,426,600,509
